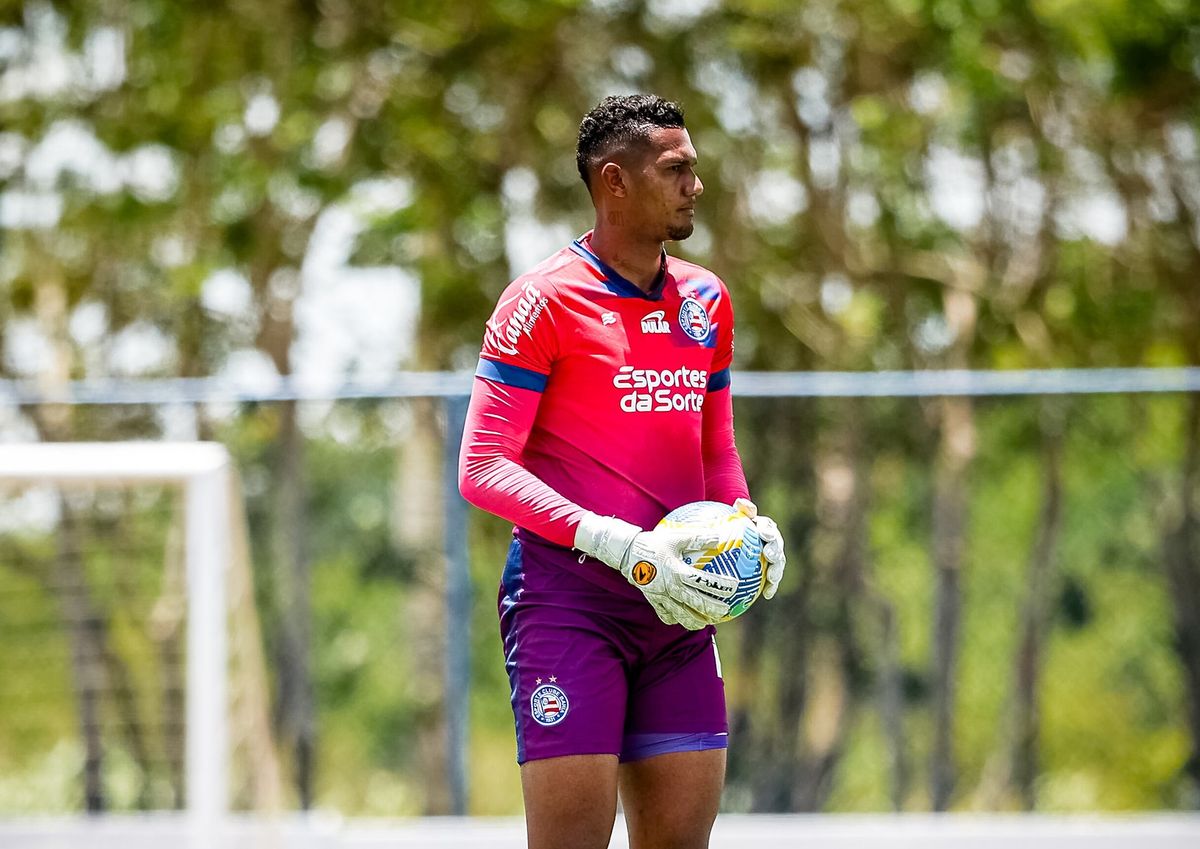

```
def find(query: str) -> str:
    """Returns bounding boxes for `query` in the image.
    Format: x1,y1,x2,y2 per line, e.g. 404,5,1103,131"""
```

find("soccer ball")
657,500,765,621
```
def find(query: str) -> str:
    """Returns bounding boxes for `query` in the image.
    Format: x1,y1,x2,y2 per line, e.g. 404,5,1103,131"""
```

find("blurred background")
1,0,1199,825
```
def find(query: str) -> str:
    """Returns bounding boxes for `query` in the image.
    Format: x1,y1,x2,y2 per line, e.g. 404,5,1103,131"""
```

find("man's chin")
665,223,695,242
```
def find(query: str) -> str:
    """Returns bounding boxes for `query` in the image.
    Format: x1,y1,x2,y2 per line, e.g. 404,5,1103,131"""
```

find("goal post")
0,442,263,843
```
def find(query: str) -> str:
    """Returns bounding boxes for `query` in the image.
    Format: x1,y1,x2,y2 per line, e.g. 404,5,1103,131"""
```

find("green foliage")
1,0,1199,818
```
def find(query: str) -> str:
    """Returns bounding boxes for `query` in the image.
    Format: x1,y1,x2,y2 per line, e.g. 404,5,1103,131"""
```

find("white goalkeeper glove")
574,512,736,629
733,498,786,600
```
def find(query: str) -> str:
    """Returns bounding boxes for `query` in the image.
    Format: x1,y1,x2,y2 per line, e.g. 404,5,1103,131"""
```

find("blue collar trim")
570,237,667,301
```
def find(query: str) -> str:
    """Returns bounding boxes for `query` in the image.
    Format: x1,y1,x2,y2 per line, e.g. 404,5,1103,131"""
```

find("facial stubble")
666,222,695,241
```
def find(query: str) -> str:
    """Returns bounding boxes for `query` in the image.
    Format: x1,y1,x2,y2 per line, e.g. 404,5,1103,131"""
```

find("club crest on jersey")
530,683,569,726
678,298,711,341
640,310,670,334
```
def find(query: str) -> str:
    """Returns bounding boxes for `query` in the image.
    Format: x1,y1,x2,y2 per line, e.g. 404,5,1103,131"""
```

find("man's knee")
522,754,620,849
620,749,725,849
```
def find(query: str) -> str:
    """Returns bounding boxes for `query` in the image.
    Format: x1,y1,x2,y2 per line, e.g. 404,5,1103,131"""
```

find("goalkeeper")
459,94,786,849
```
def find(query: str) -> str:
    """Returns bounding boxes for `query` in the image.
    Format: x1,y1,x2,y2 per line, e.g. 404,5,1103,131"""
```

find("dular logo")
640,310,670,334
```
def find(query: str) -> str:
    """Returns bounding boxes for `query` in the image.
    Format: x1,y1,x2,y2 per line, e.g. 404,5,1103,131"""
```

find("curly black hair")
576,94,686,189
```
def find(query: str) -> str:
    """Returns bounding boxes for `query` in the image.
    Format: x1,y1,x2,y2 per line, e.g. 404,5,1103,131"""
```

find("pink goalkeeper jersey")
459,231,749,597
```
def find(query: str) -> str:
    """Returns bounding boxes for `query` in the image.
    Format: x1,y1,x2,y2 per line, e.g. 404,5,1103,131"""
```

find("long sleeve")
457,374,586,547
700,382,749,504
699,273,749,505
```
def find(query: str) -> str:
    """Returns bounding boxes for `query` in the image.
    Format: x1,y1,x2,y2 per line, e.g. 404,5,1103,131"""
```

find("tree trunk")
729,398,818,813
150,513,187,809
253,257,316,808
223,470,287,811
52,500,107,812
876,596,908,810
741,398,867,812
391,395,452,814
970,402,1067,812
930,394,975,811
794,399,871,810
392,397,448,550
1163,135,1200,804
270,398,315,808
1163,392,1200,800
28,258,113,810
1012,403,1066,809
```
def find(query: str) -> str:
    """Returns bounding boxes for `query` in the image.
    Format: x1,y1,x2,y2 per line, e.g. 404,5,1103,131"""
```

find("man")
459,94,786,849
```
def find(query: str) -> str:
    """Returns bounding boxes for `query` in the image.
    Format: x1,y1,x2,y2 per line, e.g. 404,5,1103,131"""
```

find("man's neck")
589,221,663,293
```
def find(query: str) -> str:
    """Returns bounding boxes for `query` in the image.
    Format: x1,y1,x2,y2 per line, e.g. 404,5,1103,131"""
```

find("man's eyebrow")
660,152,698,166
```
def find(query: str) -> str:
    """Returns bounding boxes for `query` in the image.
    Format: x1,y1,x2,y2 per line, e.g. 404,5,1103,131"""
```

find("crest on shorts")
530,683,569,726
678,298,711,341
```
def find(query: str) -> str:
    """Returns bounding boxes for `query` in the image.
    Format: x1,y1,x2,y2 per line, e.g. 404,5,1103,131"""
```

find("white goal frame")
0,442,231,843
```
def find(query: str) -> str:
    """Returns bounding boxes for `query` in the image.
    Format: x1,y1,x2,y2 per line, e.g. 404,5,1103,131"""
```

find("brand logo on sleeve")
640,310,670,334
602,311,618,326
678,298,711,341
485,280,548,357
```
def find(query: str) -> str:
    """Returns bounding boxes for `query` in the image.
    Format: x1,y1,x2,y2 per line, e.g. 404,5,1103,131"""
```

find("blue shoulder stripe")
476,358,549,393
707,368,731,392
687,277,721,302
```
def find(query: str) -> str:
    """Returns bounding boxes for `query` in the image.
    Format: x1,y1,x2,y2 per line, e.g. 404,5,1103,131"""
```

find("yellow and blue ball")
657,500,765,621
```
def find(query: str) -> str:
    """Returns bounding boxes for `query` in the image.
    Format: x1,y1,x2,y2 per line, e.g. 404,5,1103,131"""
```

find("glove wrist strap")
574,512,641,572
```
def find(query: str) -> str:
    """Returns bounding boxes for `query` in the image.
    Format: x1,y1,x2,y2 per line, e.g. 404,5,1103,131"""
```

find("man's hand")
733,498,786,599
574,513,735,629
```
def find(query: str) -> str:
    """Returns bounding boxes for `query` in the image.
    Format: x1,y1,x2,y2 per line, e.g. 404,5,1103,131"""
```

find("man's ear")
599,161,627,199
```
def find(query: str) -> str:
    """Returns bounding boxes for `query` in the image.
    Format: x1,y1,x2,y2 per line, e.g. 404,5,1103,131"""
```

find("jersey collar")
570,232,668,301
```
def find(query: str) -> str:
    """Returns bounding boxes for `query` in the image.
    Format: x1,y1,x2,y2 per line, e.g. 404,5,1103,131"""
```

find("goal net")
0,443,282,835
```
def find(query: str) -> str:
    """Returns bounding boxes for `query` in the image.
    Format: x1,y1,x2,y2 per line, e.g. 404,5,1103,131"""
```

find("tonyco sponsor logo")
613,366,707,413
485,281,548,357
640,310,670,334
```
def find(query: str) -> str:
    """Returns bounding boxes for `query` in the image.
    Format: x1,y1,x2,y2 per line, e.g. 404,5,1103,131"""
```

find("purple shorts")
498,538,728,764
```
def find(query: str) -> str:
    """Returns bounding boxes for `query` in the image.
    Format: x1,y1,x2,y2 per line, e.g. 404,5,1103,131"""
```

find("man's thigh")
502,592,631,763
621,629,728,762
522,754,619,849
619,748,726,849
